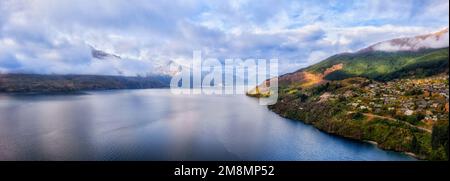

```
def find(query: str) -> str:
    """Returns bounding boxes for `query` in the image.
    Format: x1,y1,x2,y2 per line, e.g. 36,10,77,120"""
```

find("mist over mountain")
91,47,122,60
1,0,448,76
360,28,449,52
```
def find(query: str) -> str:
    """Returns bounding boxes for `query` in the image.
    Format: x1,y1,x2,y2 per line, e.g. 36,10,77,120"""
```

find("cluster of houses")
342,75,449,124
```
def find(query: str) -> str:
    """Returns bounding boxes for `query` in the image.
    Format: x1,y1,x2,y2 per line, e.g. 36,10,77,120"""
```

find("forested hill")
0,74,171,93
248,28,450,160
275,28,449,88
306,47,449,81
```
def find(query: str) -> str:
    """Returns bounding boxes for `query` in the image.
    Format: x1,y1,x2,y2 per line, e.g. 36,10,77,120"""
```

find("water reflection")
0,89,415,161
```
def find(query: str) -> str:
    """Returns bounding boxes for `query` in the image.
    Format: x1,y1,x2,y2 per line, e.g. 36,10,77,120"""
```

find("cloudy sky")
0,0,448,75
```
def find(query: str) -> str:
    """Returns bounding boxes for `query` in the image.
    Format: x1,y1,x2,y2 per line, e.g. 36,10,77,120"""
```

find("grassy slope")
306,48,449,81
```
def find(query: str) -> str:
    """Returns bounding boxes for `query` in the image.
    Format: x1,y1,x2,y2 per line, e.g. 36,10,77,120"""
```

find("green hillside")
269,75,449,160
306,48,449,81
252,47,450,160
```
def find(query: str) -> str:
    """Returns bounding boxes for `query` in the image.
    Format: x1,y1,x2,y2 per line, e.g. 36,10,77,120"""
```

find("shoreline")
362,140,421,160
0,87,171,95
270,109,424,160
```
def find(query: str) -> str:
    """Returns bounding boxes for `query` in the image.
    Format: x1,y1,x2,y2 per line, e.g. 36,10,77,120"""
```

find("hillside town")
342,75,449,128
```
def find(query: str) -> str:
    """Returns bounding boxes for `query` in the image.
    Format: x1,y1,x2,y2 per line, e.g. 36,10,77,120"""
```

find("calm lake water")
0,89,415,160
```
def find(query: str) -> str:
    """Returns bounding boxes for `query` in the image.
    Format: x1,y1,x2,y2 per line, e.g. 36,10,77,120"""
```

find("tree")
411,135,420,153
352,112,365,120
432,120,449,158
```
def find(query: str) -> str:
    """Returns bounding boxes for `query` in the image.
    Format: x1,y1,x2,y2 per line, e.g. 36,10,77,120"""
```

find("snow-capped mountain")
90,46,122,60
360,28,449,52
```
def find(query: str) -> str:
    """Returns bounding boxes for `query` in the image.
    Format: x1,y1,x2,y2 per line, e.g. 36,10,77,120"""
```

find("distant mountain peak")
90,46,122,60
359,27,449,53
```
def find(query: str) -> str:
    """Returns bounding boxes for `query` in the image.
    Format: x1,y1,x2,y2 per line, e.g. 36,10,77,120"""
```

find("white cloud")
0,0,448,75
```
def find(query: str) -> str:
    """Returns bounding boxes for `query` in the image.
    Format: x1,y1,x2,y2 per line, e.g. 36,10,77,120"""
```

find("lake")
0,89,415,160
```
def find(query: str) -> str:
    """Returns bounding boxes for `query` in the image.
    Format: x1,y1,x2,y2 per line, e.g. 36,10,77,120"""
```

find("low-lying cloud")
0,0,448,75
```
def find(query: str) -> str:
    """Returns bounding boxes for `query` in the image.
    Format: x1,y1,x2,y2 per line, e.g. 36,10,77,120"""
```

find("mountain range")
0,74,171,93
